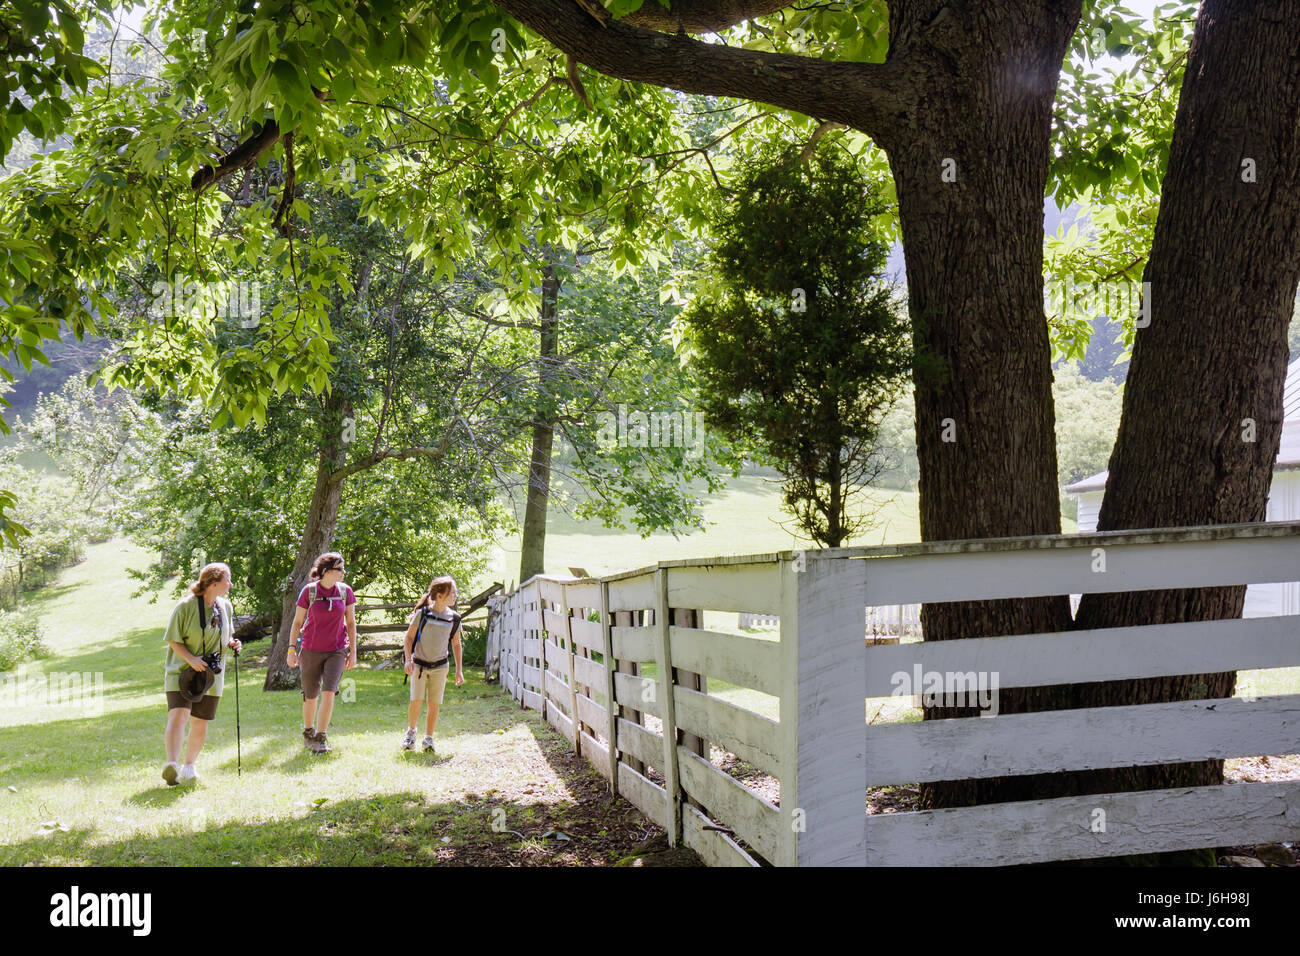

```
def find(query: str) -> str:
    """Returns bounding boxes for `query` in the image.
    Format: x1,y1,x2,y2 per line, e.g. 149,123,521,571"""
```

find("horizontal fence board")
677,746,786,865
611,626,657,662
572,654,605,690
545,700,576,744
682,803,761,868
520,663,542,690
576,692,606,733
617,763,669,829
608,574,656,612
565,582,601,612
538,579,568,605
570,618,604,654
545,647,570,680
542,608,570,638
616,717,663,770
864,615,1300,697
580,730,611,781
521,688,543,712
666,564,781,616
866,780,1300,866
544,670,571,712
854,534,1300,606
614,672,660,718
520,637,542,659
670,626,782,697
865,694,1300,786
673,686,783,778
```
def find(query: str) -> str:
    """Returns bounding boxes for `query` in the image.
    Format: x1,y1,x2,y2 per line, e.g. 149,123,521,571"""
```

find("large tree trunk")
881,2,1081,809
264,393,353,690
916,1,1300,849
1064,0,1300,793
519,263,561,583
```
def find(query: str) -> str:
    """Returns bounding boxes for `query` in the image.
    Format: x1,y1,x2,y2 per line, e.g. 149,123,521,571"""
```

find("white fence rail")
485,521,1300,866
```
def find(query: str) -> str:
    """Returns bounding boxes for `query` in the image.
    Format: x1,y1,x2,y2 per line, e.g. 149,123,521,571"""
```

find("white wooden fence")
485,521,1300,866
739,606,921,635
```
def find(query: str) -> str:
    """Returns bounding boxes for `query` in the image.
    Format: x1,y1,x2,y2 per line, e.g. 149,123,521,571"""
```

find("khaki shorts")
410,662,449,706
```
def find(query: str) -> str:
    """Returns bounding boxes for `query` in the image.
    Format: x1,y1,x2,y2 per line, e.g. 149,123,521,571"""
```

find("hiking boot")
303,726,316,748
178,763,198,785
421,735,435,754
161,761,179,786
312,732,331,754
401,728,417,751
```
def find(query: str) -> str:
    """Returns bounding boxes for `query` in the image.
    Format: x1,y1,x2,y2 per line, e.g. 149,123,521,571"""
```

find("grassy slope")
0,541,649,866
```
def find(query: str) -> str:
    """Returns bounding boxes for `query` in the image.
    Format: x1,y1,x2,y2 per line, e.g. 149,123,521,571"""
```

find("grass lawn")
487,474,925,585
0,540,663,866
484,472,1080,587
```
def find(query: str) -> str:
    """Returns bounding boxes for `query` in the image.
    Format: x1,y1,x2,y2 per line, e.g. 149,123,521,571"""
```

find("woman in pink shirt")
286,552,357,753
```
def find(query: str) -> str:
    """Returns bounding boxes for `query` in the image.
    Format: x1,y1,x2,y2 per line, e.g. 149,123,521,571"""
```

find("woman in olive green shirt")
161,562,241,786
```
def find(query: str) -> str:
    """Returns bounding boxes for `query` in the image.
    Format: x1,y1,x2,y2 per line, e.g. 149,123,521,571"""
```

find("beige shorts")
410,662,448,706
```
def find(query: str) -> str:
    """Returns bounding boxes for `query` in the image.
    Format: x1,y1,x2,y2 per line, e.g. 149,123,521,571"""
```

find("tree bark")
519,263,561,582
877,2,1082,808
1062,0,1300,794
263,391,353,690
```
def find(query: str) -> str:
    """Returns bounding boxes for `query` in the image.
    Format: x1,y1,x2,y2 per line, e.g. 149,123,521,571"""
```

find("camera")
201,652,223,675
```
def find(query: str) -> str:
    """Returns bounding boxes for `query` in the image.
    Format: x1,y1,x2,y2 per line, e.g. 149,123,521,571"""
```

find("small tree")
681,143,912,547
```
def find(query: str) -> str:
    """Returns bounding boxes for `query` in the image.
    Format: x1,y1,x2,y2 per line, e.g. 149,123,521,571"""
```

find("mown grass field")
486,474,1003,585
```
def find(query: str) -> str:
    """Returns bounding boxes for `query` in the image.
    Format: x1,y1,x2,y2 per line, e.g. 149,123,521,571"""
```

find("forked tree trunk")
920,1,1300,841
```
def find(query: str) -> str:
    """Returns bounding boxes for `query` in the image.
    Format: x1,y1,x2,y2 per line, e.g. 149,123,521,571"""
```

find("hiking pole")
234,644,242,777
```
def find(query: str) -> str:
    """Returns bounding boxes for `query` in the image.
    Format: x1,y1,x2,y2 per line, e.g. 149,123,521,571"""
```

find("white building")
1066,357,1300,616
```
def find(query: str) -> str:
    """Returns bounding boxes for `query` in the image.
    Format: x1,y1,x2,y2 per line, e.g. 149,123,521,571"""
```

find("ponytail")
309,552,344,581
415,575,456,612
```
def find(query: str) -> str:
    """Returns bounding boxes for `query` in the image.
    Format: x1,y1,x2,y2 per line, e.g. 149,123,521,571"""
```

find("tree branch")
330,444,450,483
492,0,913,141
190,89,329,193
621,0,794,33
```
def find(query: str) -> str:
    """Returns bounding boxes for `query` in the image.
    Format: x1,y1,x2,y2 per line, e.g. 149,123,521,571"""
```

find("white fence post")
600,581,619,796
561,582,581,755
654,567,683,847
789,553,867,866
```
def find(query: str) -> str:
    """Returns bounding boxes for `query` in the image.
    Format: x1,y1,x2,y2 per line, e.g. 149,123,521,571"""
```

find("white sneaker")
161,762,180,786
421,735,435,754
178,763,198,784
401,728,417,751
